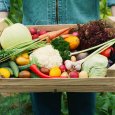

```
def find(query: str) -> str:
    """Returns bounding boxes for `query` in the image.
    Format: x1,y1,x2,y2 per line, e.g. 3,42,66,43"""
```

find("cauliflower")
30,45,63,69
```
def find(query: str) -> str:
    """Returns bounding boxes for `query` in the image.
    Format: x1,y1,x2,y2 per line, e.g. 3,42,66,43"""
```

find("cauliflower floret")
30,45,63,69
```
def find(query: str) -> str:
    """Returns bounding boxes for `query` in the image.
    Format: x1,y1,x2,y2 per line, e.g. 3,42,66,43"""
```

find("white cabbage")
82,54,108,77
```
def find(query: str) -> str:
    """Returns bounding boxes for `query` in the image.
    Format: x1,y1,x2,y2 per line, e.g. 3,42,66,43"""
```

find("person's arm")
0,0,10,19
107,0,115,16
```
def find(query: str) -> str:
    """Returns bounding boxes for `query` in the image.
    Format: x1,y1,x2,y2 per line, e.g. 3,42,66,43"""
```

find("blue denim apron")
0,0,115,115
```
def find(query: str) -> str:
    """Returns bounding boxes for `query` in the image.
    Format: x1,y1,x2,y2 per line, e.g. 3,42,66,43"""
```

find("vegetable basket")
0,18,115,93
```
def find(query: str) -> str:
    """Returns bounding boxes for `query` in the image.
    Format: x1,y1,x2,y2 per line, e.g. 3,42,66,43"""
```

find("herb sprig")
51,37,71,60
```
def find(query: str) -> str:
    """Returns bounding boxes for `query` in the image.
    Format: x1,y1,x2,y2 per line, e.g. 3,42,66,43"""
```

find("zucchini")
9,61,19,77
18,64,31,71
0,62,9,68
4,67,13,76
31,72,38,78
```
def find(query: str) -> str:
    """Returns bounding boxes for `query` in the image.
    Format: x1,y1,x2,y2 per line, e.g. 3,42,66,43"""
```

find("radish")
29,27,37,35
59,65,66,72
69,71,79,78
72,32,79,36
39,30,47,35
32,34,39,40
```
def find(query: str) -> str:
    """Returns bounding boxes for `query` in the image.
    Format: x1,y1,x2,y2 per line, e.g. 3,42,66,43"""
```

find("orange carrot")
60,34,72,38
39,27,72,40
60,28,71,35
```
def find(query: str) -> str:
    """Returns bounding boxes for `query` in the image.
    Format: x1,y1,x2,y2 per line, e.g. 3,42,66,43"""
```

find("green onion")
0,40,46,63
77,39,115,64
71,38,115,56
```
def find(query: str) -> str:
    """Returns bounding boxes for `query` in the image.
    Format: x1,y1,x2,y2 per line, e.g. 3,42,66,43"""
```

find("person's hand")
0,12,8,20
0,12,9,36
106,16,115,28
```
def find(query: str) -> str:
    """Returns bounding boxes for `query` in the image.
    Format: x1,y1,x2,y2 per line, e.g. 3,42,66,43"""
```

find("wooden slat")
0,77,115,86
0,70,115,92
28,24,78,31
0,85,115,92
0,78,115,92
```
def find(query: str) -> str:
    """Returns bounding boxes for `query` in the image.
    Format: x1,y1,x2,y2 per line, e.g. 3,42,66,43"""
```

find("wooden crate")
0,69,115,93
0,23,115,93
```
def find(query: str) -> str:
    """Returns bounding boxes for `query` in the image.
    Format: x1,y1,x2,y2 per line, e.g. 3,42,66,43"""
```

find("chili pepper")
30,64,67,78
30,64,50,78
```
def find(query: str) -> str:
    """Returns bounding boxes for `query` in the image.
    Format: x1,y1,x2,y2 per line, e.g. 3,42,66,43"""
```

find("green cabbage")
82,54,108,77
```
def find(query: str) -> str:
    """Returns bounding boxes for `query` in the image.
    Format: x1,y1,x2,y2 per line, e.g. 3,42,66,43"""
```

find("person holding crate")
0,0,115,115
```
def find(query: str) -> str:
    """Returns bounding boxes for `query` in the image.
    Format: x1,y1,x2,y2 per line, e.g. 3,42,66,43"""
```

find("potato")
18,70,31,78
40,67,50,75
16,56,30,66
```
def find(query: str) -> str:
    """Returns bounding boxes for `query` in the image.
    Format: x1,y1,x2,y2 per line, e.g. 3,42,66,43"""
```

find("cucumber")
18,64,31,71
4,67,13,76
9,61,19,77
31,72,38,78
0,62,9,68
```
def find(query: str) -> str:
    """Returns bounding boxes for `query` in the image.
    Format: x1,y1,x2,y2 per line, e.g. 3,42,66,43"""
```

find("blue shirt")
0,0,115,25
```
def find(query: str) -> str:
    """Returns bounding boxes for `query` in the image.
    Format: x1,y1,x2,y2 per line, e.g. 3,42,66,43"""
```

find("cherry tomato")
100,47,114,58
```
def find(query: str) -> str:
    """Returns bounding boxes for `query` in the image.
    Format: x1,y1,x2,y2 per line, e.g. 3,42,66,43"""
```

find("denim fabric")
31,92,96,115
67,93,96,115
0,0,10,11
22,0,100,25
30,93,62,115
107,0,115,7
1,0,115,25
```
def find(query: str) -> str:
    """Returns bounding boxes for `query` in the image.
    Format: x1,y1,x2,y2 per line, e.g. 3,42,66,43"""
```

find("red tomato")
100,47,113,58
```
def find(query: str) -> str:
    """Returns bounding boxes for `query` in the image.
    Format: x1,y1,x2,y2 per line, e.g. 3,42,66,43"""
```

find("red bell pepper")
100,47,114,58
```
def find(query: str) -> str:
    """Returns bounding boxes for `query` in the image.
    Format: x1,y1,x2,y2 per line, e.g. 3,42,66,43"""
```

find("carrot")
39,27,72,40
60,28,71,35
60,34,72,38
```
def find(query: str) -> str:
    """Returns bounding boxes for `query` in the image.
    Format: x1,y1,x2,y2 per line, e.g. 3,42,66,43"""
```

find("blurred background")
0,0,115,115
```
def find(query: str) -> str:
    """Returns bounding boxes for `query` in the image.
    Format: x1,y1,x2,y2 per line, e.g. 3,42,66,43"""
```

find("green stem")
83,42,115,62
71,38,115,56
4,18,13,26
